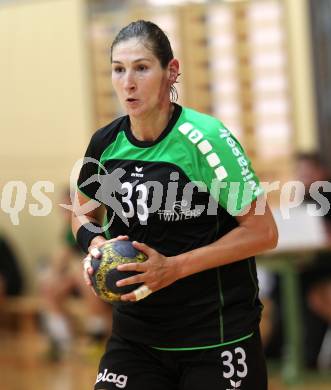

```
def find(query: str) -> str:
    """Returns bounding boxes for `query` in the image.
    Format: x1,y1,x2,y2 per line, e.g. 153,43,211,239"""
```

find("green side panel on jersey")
99,107,264,215
248,259,259,305
216,268,225,342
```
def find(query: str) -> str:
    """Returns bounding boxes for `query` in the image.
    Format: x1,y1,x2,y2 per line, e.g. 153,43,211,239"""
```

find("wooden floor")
0,330,98,390
0,330,330,390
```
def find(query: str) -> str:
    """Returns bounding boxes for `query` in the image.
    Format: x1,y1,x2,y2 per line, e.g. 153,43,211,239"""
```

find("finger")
82,255,93,285
132,241,154,257
108,235,129,243
120,292,136,302
117,262,146,272
83,255,92,271
83,271,92,286
90,247,102,258
90,287,98,297
121,285,153,302
134,285,153,301
87,266,94,275
116,273,143,287
90,236,129,256
84,272,92,286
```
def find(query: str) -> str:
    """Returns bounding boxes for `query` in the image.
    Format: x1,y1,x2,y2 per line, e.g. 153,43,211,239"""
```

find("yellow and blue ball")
90,240,147,303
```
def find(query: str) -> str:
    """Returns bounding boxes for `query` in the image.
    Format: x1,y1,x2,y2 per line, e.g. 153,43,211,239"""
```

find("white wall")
0,0,92,291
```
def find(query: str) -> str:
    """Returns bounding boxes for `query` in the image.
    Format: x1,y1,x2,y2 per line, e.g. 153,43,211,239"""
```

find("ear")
168,59,179,84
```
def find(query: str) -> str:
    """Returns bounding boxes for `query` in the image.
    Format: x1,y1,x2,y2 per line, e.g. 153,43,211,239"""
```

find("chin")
127,105,149,118
126,108,142,118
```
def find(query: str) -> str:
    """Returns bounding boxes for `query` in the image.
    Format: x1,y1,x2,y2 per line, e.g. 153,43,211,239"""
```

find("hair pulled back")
111,20,178,101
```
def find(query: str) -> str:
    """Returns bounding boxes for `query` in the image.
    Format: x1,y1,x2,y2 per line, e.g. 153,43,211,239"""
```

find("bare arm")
72,190,129,287
117,198,278,301
172,200,278,280
71,190,107,249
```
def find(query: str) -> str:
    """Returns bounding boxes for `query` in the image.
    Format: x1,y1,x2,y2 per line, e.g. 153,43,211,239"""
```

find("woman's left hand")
116,241,178,302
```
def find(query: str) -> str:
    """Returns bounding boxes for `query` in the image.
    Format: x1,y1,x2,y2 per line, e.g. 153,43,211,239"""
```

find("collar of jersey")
123,103,182,148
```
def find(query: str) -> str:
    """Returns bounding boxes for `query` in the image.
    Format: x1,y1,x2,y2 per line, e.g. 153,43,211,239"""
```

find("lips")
126,98,138,102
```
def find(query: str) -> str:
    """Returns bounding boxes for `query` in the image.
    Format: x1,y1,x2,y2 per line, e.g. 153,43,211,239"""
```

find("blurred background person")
0,232,24,308
297,153,331,370
262,153,331,370
257,266,278,349
38,189,112,361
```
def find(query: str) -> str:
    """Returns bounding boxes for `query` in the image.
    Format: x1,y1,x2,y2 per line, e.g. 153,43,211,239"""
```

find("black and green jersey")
77,104,265,349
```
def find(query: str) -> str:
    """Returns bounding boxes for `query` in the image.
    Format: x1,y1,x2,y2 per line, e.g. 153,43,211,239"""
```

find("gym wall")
0,0,92,290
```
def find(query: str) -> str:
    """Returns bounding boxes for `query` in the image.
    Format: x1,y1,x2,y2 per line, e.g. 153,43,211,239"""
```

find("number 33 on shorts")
221,347,248,390
221,347,248,379
217,331,268,390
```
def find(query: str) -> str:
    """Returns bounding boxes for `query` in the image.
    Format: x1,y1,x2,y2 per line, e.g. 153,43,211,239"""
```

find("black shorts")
94,330,267,390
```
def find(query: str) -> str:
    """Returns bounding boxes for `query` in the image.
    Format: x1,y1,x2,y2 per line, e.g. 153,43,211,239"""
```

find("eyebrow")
112,58,152,64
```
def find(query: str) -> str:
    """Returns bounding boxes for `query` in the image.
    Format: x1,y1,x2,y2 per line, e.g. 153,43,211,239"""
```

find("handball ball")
90,240,147,303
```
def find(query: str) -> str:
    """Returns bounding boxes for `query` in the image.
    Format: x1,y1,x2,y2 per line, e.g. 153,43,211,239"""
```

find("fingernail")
116,281,122,287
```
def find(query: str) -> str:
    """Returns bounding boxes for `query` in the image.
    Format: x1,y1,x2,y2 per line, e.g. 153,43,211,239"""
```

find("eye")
113,66,125,73
137,64,148,72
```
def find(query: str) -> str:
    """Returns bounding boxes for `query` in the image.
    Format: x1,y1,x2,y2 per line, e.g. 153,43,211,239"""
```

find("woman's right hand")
82,235,129,287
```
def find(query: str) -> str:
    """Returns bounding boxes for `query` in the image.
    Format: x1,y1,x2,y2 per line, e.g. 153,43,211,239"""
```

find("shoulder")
85,115,127,159
178,106,240,150
180,106,222,135
90,115,127,147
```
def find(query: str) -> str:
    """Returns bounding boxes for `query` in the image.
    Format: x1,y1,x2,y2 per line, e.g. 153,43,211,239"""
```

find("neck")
130,103,174,142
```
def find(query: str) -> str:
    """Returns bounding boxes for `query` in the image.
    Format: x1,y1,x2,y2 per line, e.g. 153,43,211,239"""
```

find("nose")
124,70,136,92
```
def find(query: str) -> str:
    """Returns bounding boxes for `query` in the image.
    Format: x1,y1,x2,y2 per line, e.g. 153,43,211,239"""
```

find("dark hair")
110,20,178,101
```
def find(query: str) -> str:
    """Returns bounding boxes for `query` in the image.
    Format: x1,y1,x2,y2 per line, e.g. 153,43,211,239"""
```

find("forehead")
112,38,156,62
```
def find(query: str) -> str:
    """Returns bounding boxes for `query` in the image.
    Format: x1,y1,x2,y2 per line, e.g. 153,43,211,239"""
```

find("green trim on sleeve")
77,185,93,200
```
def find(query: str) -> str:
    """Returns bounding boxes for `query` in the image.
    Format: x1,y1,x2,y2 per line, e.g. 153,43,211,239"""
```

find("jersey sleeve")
77,131,104,200
200,123,264,216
